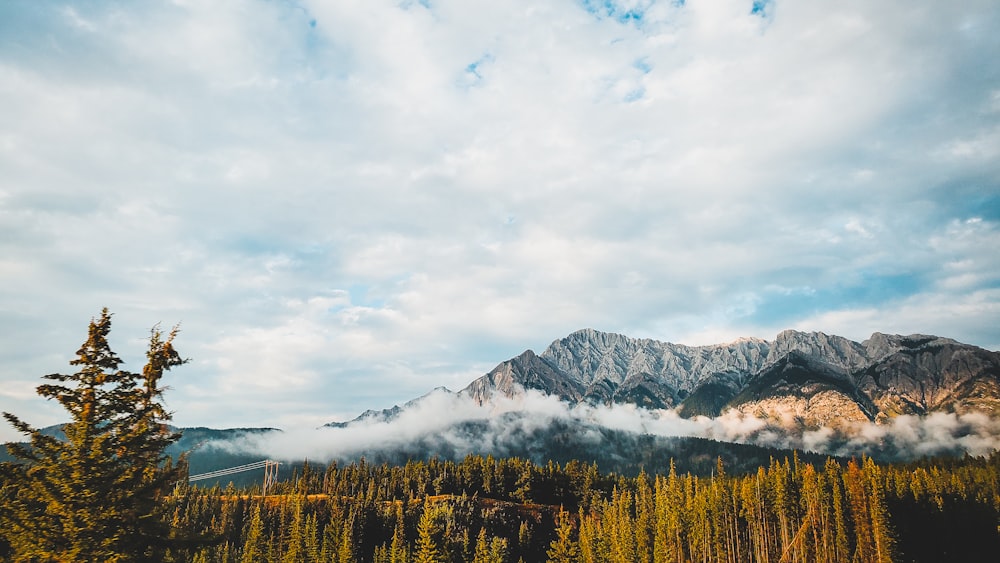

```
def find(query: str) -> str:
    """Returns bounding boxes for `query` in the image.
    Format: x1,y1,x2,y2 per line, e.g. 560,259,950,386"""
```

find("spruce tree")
473,528,492,563
415,501,445,563
389,504,409,563
546,510,579,563
0,309,191,562
240,502,266,563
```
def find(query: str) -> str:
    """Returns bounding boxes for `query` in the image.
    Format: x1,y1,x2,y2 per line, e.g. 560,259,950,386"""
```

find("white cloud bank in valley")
213,390,1000,464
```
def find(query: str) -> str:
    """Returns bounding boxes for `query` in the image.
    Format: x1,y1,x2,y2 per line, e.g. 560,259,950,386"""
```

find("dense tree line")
156,451,1000,563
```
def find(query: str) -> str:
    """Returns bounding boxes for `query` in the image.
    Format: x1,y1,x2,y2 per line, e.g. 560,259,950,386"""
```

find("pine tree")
577,506,607,563
473,528,492,563
390,504,409,563
546,509,579,563
338,511,356,563
517,520,532,554
240,503,266,563
487,536,510,563
844,460,875,563
825,459,851,563
415,501,446,563
608,488,636,563
281,496,306,563
320,517,340,562
1,309,192,562
863,457,894,563
304,512,321,562
635,470,654,563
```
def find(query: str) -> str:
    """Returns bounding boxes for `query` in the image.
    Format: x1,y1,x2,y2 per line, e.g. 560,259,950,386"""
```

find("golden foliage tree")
1,309,190,562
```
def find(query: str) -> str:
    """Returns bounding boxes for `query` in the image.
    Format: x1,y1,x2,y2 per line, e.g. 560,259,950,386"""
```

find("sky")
1,0,999,441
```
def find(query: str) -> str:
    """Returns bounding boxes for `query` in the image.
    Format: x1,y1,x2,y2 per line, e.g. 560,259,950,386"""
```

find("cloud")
210,390,1000,464
1,1,999,439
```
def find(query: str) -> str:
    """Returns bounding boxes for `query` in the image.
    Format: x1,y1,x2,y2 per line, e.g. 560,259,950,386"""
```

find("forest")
154,451,1000,563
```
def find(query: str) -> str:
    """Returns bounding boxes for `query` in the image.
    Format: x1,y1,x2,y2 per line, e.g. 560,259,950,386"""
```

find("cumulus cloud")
1,1,998,439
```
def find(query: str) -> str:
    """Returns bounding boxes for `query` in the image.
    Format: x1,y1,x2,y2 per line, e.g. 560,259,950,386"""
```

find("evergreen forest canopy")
1,310,1000,562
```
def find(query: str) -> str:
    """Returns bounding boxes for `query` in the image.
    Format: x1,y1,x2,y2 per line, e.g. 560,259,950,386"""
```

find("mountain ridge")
8,328,997,478
459,328,1000,427
323,328,999,430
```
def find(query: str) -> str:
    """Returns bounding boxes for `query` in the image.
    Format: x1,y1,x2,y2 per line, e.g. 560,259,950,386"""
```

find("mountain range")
456,328,1000,428
6,328,999,481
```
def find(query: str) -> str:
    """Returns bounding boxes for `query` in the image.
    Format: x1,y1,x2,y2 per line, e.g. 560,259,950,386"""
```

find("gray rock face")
538,328,771,400
460,328,1000,426
766,330,870,373
463,350,583,404
857,339,1000,418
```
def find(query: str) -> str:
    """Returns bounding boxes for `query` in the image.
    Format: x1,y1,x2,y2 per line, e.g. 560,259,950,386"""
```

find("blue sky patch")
933,179,1000,223
580,0,652,25
624,87,646,102
633,57,653,74
347,284,387,310
747,272,925,327
462,53,494,86
399,0,432,11
751,0,773,18
227,236,284,257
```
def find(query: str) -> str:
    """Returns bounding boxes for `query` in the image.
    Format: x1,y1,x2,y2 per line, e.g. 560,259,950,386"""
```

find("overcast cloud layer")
1,1,999,440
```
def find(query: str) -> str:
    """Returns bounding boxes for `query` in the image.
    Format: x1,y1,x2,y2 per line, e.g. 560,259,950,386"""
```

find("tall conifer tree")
1,309,191,562
546,510,579,563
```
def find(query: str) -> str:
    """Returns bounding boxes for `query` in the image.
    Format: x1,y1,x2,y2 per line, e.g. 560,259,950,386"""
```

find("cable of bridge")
188,460,277,482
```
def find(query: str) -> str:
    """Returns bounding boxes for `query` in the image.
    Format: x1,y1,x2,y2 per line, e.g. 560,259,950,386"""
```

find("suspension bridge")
188,460,281,495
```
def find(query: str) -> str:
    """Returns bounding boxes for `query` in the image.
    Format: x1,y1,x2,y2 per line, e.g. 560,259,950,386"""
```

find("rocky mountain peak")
767,330,870,372
459,327,1000,427
862,332,959,361
462,349,583,405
